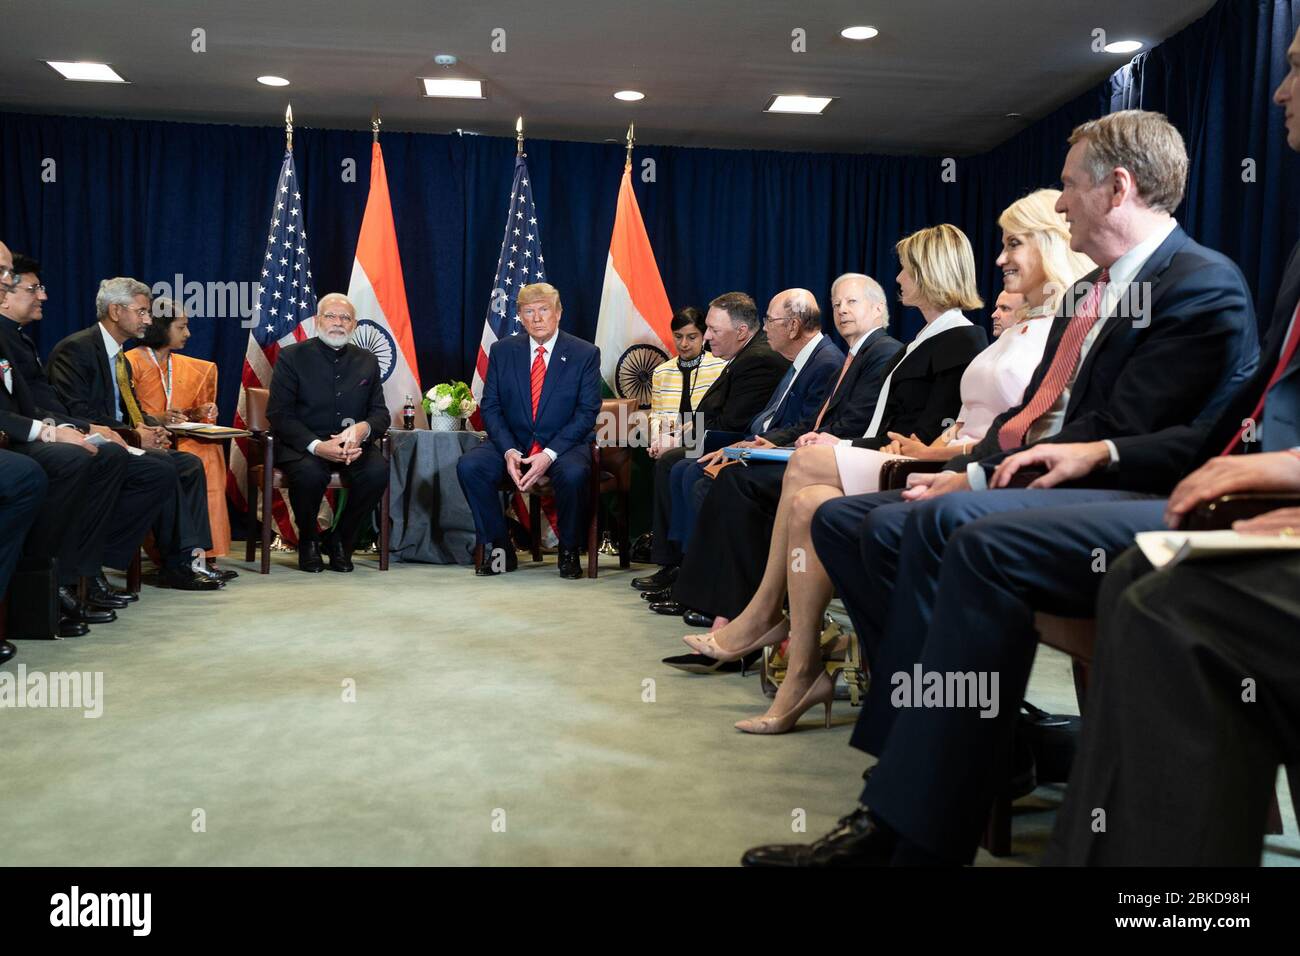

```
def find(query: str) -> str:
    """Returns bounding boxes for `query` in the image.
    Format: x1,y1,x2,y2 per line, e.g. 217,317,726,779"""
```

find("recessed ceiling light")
420,77,484,99
1103,39,1144,54
614,90,645,102
765,94,834,115
257,75,290,87
840,26,879,40
46,61,126,83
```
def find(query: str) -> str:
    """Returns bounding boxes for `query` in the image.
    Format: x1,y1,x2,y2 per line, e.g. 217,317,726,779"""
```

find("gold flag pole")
372,110,381,143
285,103,294,152
516,115,525,157
624,121,635,173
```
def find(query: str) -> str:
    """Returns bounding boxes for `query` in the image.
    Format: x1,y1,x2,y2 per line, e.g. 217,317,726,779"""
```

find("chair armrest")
879,458,944,490
1185,493,1300,531
380,432,392,461
0,430,9,450
111,426,143,449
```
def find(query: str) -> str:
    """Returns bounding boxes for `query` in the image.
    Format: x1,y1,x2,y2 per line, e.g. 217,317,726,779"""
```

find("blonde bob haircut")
895,224,983,313
998,189,1097,315
517,282,561,311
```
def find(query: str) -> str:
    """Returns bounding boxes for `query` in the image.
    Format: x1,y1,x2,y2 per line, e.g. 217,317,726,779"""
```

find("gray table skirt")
387,428,484,565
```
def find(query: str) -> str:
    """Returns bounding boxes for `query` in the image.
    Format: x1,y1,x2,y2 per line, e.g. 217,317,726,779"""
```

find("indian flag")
594,166,675,394
347,139,425,427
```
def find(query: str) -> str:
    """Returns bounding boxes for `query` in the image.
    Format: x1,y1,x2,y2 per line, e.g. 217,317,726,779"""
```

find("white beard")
320,330,352,348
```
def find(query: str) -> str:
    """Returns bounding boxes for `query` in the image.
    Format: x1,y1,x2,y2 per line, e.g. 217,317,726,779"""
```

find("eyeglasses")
321,311,354,322
15,283,45,294
116,304,150,318
765,313,791,326
0,266,17,289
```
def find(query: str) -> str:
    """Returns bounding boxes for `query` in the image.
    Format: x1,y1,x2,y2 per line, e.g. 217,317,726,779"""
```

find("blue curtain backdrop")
1,0,1297,425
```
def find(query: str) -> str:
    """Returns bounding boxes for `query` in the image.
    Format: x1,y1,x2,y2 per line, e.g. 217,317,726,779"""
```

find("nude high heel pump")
683,617,789,662
734,665,843,735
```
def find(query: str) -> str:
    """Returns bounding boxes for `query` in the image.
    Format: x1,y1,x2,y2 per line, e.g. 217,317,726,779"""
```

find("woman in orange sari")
127,296,232,557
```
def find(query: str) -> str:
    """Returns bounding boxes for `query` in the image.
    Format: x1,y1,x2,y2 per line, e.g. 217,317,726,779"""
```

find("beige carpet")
1,548,1296,866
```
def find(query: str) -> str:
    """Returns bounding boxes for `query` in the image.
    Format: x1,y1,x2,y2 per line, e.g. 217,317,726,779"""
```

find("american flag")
227,149,318,545
469,154,547,426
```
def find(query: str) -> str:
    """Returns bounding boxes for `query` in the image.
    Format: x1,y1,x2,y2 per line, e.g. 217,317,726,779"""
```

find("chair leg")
530,494,542,562
245,499,256,563
1266,790,1284,835
260,484,273,576
586,502,599,579
379,483,391,571
1070,660,1090,715
617,488,631,569
473,543,483,568
127,552,142,594
983,795,1012,857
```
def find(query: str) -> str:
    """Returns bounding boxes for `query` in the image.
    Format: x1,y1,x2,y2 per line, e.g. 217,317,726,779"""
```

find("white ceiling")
0,0,1218,154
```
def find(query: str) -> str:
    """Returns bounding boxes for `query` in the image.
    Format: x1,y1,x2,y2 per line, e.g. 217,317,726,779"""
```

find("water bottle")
403,394,415,430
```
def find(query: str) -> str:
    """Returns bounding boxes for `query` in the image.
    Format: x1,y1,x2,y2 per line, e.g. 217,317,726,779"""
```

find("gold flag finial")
372,110,381,143
285,103,294,152
624,121,635,171
516,115,525,157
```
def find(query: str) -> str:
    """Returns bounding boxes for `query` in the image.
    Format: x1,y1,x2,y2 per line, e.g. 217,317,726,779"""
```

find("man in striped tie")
457,283,601,579
746,108,1263,867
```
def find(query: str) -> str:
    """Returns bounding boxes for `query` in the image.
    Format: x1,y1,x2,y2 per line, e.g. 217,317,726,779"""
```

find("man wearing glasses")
46,277,224,591
266,294,389,573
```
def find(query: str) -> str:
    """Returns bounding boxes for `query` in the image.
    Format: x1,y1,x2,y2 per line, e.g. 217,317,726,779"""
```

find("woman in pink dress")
684,189,1094,734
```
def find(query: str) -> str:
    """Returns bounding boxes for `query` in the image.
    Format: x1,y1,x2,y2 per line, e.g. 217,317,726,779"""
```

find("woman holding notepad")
127,297,231,557
685,191,1093,734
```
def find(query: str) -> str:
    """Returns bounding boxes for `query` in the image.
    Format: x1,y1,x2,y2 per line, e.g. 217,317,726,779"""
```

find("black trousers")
1047,546,1300,866
651,446,688,566
0,450,47,595
278,445,387,549
102,449,208,572
15,441,129,584
672,461,785,619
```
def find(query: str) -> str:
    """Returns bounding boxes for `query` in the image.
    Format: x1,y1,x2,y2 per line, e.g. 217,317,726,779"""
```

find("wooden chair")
242,386,392,574
482,399,636,579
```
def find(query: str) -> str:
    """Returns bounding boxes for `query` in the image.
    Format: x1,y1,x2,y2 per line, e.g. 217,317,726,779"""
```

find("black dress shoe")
742,807,896,867
0,640,15,664
298,540,325,573
682,609,714,628
558,548,583,579
649,600,686,616
192,565,231,586
159,567,224,590
475,541,519,576
207,563,239,581
323,535,354,573
640,588,671,602
58,587,117,624
85,579,130,610
58,617,90,638
661,651,762,674
94,573,138,602
631,565,678,591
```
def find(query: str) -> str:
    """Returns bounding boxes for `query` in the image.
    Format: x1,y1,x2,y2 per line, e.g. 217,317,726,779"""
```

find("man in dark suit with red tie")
457,283,602,579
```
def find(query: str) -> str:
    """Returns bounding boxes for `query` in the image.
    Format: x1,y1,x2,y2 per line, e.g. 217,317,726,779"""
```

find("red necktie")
528,345,546,455
812,352,854,431
1220,301,1300,455
998,269,1110,451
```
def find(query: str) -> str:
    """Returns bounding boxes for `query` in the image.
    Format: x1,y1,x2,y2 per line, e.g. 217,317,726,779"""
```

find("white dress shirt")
761,332,823,432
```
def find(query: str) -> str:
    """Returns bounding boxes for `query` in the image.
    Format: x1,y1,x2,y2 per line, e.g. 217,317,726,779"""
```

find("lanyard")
146,348,173,408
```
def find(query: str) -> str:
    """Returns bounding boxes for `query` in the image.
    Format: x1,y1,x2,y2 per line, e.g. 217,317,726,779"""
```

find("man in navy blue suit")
457,283,602,579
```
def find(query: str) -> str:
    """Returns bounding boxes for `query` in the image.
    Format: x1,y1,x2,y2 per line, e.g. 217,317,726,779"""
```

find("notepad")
721,446,797,463
1135,529,1300,570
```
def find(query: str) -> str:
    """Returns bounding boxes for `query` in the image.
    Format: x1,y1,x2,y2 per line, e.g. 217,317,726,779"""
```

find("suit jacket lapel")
825,328,879,417
94,328,117,415
516,334,533,418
